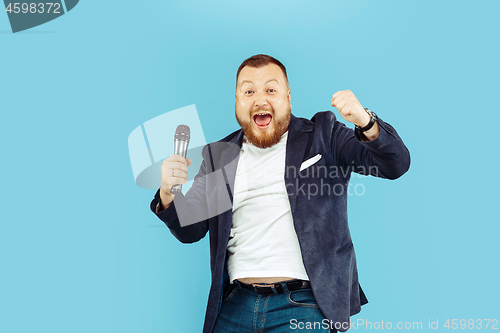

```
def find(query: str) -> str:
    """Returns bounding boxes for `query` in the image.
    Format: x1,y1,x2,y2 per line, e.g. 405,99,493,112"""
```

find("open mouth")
253,112,273,130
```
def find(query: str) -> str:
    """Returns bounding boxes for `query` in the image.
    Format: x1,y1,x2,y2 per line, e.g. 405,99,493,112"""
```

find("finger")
331,90,345,102
168,176,188,186
161,165,187,184
161,165,186,181
331,90,348,106
162,157,184,171
171,168,188,178
168,161,189,173
333,95,350,112
166,154,189,165
186,158,192,167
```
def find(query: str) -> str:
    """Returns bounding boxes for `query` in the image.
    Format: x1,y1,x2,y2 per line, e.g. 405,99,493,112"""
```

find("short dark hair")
236,54,288,86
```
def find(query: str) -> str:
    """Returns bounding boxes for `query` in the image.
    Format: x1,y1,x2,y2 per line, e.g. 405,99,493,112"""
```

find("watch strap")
356,108,377,133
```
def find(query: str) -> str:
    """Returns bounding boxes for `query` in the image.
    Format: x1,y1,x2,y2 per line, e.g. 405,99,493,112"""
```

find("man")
150,54,410,332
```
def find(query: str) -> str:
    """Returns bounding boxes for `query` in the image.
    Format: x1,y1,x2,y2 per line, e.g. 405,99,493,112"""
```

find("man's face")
235,64,292,149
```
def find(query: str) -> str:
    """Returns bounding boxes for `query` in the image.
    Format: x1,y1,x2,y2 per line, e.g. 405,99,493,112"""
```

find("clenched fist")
331,90,370,128
159,154,192,210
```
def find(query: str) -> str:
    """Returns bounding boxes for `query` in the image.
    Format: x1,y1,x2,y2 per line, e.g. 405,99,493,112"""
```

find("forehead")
237,64,286,86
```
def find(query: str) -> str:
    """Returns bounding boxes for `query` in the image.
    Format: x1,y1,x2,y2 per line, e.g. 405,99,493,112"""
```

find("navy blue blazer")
150,111,410,332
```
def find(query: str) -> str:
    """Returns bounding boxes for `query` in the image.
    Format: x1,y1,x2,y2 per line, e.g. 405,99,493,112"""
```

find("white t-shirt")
227,131,310,284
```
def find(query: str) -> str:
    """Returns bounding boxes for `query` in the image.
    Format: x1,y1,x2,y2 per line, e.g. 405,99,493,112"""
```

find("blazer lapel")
285,114,314,214
217,131,244,240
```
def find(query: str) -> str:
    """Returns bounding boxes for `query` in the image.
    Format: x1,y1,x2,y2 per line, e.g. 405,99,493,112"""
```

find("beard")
235,105,291,149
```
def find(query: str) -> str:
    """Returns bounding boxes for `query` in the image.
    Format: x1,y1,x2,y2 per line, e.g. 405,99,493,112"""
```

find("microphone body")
171,125,190,195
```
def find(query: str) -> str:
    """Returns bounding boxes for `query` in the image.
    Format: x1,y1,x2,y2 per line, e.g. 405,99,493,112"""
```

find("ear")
288,88,292,107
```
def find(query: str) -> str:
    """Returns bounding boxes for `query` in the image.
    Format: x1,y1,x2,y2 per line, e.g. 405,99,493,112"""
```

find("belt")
236,279,311,295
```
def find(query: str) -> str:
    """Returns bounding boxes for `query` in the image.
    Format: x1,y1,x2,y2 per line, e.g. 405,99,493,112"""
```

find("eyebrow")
240,79,279,86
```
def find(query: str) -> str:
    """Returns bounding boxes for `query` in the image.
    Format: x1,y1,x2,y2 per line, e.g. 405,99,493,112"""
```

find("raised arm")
330,90,410,179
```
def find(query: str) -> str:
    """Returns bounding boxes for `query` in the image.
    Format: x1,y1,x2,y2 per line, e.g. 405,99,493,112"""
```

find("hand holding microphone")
159,125,191,210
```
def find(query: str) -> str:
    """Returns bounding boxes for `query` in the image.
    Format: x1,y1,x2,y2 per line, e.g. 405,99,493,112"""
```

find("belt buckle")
253,283,279,295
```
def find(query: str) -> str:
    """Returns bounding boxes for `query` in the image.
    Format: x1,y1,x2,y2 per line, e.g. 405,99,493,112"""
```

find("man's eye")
268,89,275,93
245,90,254,95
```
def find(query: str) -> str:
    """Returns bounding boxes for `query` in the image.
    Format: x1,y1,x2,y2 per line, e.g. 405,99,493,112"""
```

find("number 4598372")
5,3,61,14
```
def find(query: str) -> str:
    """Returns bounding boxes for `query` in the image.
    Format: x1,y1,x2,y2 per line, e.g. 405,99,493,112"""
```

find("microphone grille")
175,125,190,141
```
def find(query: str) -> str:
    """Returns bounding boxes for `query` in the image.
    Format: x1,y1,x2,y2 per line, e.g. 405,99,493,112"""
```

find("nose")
253,91,268,109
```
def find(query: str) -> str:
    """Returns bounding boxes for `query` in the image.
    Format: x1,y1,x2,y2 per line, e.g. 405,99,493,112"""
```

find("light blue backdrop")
1,1,499,332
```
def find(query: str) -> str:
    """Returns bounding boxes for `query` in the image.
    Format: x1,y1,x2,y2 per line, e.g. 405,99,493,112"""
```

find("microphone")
171,125,190,195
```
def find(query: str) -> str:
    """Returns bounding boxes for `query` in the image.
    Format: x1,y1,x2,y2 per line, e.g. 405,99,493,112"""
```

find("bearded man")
151,54,410,333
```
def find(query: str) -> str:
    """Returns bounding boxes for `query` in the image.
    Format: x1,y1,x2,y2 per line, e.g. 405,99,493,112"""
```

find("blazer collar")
220,112,314,170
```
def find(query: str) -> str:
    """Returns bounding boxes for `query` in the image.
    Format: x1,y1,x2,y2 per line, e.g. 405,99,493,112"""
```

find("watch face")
367,109,376,121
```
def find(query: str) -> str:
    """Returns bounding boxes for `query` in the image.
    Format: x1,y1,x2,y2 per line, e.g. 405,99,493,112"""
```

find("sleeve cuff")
354,116,400,149
150,188,188,228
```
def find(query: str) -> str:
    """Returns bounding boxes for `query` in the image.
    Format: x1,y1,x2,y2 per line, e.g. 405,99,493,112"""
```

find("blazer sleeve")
149,147,211,244
331,114,411,180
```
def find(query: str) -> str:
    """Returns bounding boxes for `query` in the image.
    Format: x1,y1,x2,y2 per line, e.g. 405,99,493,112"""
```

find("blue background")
1,1,499,332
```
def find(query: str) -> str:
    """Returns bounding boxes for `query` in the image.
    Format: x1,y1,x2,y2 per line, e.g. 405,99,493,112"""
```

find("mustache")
251,106,273,114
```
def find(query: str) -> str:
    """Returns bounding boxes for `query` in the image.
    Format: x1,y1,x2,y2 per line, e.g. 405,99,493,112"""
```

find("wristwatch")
355,108,377,133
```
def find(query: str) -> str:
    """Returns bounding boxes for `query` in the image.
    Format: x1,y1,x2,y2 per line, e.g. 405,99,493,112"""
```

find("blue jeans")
213,279,336,333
